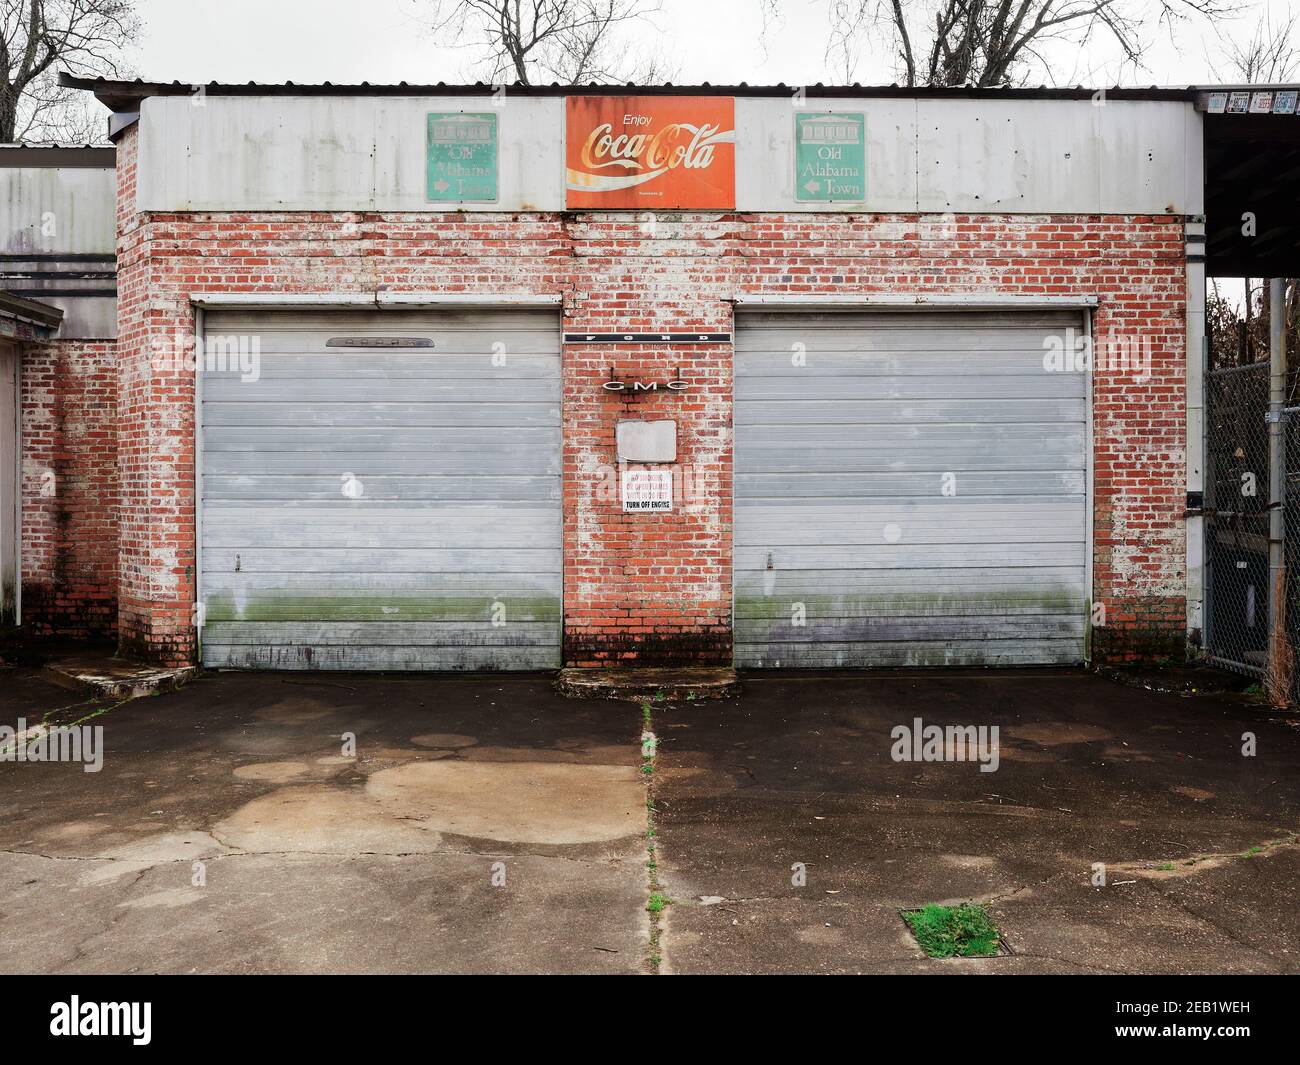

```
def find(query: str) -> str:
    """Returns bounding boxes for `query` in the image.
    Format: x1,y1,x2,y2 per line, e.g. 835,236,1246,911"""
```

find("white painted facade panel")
0,166,116,254
198,308,562,670
733,310,1090,668
133,94,1201,215
138,95,566,212
1096,99,1202,215
915,99,1095,212
187,97,378,211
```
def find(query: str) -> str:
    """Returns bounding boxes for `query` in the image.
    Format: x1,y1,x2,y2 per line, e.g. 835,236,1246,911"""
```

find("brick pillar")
561,217,734,665
114,126,198,665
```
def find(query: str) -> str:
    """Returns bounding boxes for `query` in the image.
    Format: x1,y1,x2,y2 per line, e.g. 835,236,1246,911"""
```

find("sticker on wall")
427,113,498,202
794,113,865,202
565,96,735,209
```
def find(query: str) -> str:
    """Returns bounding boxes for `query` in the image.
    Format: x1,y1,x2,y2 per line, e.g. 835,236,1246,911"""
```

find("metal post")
1184,222,1206,647
1267,279,1287,701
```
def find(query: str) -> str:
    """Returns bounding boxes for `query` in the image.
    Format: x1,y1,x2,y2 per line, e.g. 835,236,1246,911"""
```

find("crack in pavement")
1144,881,1295,969
52,866,151,973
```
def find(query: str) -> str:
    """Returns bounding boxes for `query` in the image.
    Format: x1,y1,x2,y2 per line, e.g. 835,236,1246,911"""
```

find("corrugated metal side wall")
733,310,1089,668
198,309,561,670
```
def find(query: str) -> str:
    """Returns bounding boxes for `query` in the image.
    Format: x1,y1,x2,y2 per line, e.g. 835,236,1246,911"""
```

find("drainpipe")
1267,278,1287,702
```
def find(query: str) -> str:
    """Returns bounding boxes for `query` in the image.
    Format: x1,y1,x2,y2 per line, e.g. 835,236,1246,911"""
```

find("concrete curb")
41,657,199,700
555,666,739,702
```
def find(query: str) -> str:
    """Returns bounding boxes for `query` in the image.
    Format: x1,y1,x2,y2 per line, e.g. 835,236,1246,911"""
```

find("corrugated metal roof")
60,72,1199,110
0,141,110,149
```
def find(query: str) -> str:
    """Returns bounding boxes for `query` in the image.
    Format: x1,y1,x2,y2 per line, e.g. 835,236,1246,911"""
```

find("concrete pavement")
2,665,1297,974
652,669,1300,974
0,671,648,974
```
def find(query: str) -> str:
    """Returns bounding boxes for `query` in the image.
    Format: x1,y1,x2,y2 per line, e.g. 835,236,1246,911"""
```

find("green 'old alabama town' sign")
794,112,865,203
426,112,499,202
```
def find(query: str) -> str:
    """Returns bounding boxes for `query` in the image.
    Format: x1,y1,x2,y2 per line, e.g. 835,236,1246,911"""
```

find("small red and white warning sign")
621,467,674,512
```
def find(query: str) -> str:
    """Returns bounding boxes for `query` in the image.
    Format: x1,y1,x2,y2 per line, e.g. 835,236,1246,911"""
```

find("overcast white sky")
125,0,1300,89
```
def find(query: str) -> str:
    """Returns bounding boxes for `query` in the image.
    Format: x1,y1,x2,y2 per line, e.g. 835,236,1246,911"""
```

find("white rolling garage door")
199,309,561,670
734,311,1088,668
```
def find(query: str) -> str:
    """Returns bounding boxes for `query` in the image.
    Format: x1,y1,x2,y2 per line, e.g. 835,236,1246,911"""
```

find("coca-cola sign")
566,96,736,210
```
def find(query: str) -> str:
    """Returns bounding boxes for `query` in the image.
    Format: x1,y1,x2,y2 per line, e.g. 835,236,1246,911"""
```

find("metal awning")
1201,89,1300,277
0,290,63,340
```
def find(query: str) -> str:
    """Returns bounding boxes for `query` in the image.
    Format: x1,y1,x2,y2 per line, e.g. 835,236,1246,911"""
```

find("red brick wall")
112,135,1187,667
1087,236,1189,664
20,338,119,638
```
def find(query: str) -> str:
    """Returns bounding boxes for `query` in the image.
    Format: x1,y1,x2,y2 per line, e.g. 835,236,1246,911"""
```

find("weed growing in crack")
647,894,672,914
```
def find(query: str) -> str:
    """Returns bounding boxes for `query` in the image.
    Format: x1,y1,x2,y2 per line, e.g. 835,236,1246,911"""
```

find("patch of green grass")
1244,846,1263,857
1156,863,1175,872
903,903,1002,959
646,894,672,914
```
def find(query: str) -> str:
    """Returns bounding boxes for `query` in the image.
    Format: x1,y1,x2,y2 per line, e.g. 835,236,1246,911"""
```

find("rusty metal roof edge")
59,72,1199,108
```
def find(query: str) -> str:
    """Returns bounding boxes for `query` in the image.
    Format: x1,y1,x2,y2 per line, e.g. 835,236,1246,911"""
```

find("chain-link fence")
1283,408,1300,705
1203,360,1272,676
1203,284,1300,705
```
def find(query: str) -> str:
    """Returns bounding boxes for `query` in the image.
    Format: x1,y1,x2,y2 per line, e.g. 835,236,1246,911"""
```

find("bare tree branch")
418,0,674,85
1211,5,1300,82
774,0,1244,88
0,0,138,142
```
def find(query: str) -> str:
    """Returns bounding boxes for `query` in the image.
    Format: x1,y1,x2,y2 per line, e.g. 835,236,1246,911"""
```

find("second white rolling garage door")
734,310,1089,668
199,309,561,670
